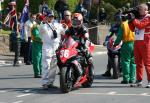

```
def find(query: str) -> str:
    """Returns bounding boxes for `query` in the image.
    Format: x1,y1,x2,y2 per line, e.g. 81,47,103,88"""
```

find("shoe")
42,84,58,90
145,81,150,88
102,71,111,77
13,61,20,66
26,61,31,65
130,80,142,87
47,84,58,89
34,75,41,78
42,84,49,90
121,80,129,84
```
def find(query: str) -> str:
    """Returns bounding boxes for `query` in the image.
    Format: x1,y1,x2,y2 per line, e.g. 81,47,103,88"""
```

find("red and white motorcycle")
56,36,95,93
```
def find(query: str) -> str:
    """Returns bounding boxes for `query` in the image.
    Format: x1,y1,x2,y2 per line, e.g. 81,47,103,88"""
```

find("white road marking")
12,101,23,103
93,51,107,56
0,91,6,93
0,64,12,67
72,92,150,97
107,91,117,95
16,93,32,98
140,93,149,96
0,102,7,103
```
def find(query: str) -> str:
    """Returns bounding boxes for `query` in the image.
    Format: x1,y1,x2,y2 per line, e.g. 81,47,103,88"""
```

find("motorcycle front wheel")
60,66,74,93
112,57,119,79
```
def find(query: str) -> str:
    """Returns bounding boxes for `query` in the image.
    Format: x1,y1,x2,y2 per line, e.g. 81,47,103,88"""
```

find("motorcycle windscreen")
63,36,78,48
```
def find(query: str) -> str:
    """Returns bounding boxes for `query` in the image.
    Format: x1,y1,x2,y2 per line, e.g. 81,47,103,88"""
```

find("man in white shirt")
24,14,36,65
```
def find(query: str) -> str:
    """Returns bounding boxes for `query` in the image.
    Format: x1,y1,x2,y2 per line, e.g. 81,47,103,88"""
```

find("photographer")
128,4,150,88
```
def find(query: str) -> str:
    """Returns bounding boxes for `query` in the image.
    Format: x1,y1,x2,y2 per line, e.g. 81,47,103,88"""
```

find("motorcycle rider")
102,15,121,77
64,13,92,80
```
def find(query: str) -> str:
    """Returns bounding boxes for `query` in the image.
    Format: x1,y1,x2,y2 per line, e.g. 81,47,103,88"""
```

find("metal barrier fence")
87,24,110,45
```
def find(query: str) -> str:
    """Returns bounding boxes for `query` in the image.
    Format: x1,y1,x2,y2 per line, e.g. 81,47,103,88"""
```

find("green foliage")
103,3,117,22
67,0,79,12
2,0,79,13
103,0,150,8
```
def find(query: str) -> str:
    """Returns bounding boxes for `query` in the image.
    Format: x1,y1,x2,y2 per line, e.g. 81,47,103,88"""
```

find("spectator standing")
60,10,72,28
3,0,21,66
114,17,136,84
99,8,107,23
31,14,42,78
24,14,36,65
54,0,69,20
39,10,65,89
83,0,92,20
129,4,150,88
39,0,49,15
75,0,89,23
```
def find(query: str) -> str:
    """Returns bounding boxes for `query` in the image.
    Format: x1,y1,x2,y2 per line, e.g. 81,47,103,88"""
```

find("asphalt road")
0,46,150,103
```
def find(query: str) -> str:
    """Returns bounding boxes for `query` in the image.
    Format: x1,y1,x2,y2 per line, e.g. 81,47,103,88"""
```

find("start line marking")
93,51,107,56
72,92,150,97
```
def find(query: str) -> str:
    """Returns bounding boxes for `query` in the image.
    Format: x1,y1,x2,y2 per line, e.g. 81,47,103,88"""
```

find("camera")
122,7,139,19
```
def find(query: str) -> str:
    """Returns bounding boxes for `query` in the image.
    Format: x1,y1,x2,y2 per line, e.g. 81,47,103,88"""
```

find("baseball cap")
47,10,54,17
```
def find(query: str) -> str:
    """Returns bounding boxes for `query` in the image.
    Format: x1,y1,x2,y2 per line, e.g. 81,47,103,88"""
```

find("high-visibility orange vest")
122,21,135,42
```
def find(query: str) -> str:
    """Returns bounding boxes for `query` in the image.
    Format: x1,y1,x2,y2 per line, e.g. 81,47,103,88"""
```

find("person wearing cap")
31,14,42,78
24,14,36,65
60,10,72,29
3,0,21,66
39,10,65,89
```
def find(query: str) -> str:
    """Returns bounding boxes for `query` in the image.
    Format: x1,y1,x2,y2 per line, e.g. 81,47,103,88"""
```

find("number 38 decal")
60,50,69,58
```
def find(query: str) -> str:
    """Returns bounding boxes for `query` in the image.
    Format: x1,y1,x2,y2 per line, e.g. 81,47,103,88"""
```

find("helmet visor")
72,18,81,27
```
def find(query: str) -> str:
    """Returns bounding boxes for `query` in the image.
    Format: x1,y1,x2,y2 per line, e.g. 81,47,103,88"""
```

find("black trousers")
14,38,21,64
24,37,32,64
9,33,21,65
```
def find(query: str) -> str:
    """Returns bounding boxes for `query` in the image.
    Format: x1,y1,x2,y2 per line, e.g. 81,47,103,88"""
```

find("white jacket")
39,21,65,56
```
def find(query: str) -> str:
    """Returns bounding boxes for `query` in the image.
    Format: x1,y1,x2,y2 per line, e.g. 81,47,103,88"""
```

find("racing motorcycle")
103,36,122,79
56,36,95,93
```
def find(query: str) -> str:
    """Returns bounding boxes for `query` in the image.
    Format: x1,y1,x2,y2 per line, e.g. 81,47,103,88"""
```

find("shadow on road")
0,87,64,94
94,74,115,80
